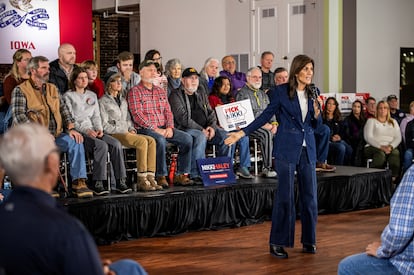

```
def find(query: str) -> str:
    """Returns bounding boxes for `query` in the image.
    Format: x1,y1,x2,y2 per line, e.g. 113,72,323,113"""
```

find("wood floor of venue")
99,206,390,275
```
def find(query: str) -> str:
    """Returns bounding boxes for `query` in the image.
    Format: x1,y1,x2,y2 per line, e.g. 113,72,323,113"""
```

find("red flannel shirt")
127,81,174,130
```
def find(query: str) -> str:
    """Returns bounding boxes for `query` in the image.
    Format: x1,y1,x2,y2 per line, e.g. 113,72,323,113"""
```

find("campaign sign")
197,156,236,186
215,99,255,131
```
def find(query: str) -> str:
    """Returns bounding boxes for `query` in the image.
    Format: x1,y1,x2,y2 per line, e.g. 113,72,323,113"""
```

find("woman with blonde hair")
1,49,32,133
99,73,164,191
363,100,401,180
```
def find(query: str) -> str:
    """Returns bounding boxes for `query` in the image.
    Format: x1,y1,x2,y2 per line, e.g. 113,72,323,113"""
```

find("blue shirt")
377,166,414,274
0,186,104,275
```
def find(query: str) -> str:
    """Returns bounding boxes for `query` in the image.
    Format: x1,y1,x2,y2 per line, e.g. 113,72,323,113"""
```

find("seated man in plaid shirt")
127,60,194,186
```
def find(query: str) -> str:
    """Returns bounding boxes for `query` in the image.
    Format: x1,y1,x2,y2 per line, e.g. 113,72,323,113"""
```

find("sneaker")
236,167,254,179
156,176,169,189
262,168,277,177
93,180,109,196
72,179,93,198
115,178,133,194
316,162,336,172
173,174,194,186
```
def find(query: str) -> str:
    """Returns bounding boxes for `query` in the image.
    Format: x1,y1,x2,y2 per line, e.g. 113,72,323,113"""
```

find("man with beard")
236,67,277,177
169,68,231,182
127,60,194,187
11,56,92,198
49,43,78,94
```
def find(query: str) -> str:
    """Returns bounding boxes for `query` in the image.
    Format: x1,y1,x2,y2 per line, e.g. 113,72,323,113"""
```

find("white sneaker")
262,168,277,177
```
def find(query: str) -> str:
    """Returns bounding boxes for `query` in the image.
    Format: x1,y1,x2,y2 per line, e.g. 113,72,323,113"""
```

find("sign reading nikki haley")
197,157,236,186
0,0,60,63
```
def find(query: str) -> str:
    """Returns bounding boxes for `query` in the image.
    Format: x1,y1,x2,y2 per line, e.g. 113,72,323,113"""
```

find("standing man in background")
49,43,78,94
258,51,275,92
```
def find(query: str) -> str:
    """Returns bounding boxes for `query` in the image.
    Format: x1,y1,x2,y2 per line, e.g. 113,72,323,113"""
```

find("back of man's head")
0,124,55,186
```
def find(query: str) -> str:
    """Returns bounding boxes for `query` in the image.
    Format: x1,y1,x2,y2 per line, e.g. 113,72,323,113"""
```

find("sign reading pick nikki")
215,99,255,131
197,157,236,186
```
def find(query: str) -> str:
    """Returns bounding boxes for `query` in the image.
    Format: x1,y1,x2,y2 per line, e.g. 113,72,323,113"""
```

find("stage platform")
60,166,392,244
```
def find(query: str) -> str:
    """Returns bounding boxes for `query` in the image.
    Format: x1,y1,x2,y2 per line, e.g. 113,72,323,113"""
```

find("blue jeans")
270,147,317,247
314,124,330,163
137,128,192,177
55,133,87,181
0,106,12,134
186,128,231,177
109,259,148,275
338,253,400,275
403,148,413,172
329,140,353,165
231,135,251,168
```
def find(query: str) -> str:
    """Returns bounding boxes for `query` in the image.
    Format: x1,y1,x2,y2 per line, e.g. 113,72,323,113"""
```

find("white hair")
0,124,55,186
200,57,220,80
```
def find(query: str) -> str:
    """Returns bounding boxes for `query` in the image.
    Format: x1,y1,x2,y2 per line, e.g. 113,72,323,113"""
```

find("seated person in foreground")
169,68,231,182
0,123,147,275
128,60,194,186
338,162,414,275
208,76,253,178
63,67,131,195
236,67,277,177
363,100,401,181
99,73,163,191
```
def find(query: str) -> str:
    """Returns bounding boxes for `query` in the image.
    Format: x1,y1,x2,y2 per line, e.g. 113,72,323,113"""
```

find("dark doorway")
400,47,414,112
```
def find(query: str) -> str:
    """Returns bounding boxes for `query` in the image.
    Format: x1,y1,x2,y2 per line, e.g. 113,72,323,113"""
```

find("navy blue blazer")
243,83,321,164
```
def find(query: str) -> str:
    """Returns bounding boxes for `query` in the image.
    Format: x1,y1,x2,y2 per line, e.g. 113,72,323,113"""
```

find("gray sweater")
98,93,135,134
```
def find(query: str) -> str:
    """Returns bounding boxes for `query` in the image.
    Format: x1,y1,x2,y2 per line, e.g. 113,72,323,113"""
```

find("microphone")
308,83,321,110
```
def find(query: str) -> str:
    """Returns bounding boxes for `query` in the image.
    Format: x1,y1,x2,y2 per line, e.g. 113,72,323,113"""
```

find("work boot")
137,176,156,192
115,178,132,194
156,176,169,189
173,174,194,186
72,179,93,198
147,172,162,190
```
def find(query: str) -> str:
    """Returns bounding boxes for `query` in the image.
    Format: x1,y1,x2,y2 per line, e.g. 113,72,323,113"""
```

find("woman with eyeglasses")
144,49,167,91
99,73,163,192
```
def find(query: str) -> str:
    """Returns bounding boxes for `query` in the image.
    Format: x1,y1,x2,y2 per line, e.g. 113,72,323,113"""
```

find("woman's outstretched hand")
224,131,245,146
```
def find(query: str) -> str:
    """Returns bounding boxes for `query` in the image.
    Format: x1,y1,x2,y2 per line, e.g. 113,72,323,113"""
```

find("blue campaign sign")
197,156,236,186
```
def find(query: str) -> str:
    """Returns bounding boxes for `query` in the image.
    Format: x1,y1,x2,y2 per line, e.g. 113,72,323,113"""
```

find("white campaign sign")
0,0,60,63
215,99,255,132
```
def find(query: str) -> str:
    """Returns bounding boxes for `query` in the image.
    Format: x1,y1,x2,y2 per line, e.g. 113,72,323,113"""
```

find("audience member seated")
343,100,367,166
199,57,220,93
258,51,275,92
1,49,32,134
387,94,406,125
99,73,163,191
49,43,78,94
338,162,414,275
236,67,277,177
104,51,141,97
0,123,147,275
322,97,353,165
144,49,168,91
81,59,105,98
165,58,183,96
273,67,288,86
363,100,401,181
365,96,376,119
63,67,131,195
128,60,193,187
220,55,247,97
169,68,231,183
11,56,92,198
400,101,414,172
209,76,253,178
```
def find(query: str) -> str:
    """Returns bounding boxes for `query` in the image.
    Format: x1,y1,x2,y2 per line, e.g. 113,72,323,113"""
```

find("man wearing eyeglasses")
220,55,247,97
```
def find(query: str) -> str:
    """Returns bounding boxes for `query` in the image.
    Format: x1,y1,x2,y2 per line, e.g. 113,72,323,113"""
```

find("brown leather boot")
147,172,162,190
156,176,169,188
137,176,155,192
173,174,194,186
72,178,93,198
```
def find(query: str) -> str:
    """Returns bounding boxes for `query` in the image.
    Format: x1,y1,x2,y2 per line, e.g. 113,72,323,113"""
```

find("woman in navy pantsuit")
225,55,322,258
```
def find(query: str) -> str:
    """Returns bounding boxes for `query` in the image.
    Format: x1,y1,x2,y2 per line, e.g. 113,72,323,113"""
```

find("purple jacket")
219,70,247,97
